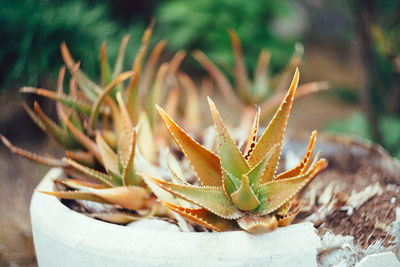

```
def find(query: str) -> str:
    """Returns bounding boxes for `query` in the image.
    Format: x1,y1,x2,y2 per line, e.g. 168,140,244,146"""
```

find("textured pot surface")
31,168,322,267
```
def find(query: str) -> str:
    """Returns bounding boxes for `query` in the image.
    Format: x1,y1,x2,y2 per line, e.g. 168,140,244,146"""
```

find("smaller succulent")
0,24,181,223
4,23,185,165
146,69,327,233
41,90,162,224
193,30,329,125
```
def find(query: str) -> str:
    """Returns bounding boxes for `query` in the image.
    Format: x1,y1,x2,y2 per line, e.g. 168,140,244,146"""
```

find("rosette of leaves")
192,30,330,126
0,25,183,223
145,69,327,233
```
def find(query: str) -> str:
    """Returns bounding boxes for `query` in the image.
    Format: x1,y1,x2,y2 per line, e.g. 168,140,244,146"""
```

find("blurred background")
0,0,399,265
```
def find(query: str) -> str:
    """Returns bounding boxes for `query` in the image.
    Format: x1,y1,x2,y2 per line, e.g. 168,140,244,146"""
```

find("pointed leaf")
244,106,260,160
231,175,260,211
253,49,271,96
270,43,303,92
95,132,120,176
146,176,242,219
34,102,80,149
21,87,92,115
88,211,150,224
0,134,66,167
179,73,201,130
69,108,83,132
166,150,187,185
105,97,123,138
89,71,133,128
228,30,250,99
164,87,180,119
193,50,242,108
60,42,100,100
122,129,141,186
168,50,186,77
246,145,277,194
56,178,106,190
116,91,133,138
102,129,117,150
41,190,111,204
100,42,112,87
88,186,147,210
253,158,327,215
55,66,67,126
22,102,45,131
222,169,240,199
112,35,130,79
140,40,167,101
275,199,292,217
157,106,222,187
137,111,156,163
64,158,114,187
208,98,249,177
67,63,79,98
248,69,300,183
65,150,95,167
59,109,102,163
149,62,169,127
163,202,239,232
278,201,303,227
126,23,154,121
295,81,330,98
275,131,317,180
259,81,329,120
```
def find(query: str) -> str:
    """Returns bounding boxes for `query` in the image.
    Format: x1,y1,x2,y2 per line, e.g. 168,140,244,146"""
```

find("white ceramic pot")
31,168,322,267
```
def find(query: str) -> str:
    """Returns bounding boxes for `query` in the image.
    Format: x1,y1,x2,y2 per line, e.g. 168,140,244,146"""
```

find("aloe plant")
146,69,327,233
0,24,183,223
3,23,184,163
192,30,330,128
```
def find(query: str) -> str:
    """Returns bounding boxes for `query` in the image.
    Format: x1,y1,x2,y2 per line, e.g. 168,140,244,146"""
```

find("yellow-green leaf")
275,131,317,180
100,42,112,87
231,174,260,211
137,111,156,163
89,71,133,128
34,102,80,149
228,29,250,100
157,106,222,187
163,202,239,232
95,132,120,177
248,69,300,183
147,176,242,219
40,190,111,204
64,158,114,187
122,129,141,186
208,97,249,177
88,186,147,210
244,106,260,160
254,157,327,215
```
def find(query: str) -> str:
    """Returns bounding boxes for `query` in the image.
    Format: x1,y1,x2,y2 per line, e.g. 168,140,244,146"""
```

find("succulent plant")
1,23,184,164
146,69,327,233
0,24,183,223
192,30,330,127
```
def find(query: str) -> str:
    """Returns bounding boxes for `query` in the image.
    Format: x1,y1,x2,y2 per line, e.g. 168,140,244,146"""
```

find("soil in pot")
290,134,400,248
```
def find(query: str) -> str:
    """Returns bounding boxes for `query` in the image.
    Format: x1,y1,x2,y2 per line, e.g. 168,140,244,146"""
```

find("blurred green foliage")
0,0,144,91
0,0,306,91
325,112,372,143
155,0,304,71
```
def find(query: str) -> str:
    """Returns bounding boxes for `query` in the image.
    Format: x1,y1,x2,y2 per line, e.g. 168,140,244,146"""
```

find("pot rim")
30,168,321,265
